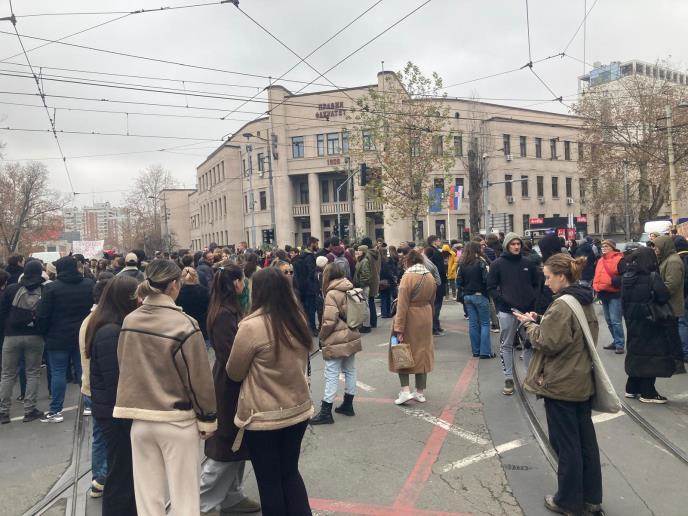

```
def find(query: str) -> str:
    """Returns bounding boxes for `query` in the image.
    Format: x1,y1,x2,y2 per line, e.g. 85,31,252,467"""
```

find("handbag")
559,295,621,414
389,275,428,368
648,272,674,322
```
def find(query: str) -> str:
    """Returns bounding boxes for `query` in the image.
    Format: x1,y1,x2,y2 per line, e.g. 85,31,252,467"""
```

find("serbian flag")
448,185,462,211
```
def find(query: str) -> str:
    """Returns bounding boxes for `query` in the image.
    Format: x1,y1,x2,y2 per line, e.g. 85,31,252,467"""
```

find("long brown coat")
204,305,249,462
319,278,362,360
389,268,436,374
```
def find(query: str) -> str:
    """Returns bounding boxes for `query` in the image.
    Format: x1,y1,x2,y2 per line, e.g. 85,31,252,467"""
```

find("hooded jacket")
366,247,382,297
654,235,685,317
575,237,598,282
486,232,540,313
353,245,371,290
674,236,688,301
196,259,214,289
442,244,458,280
5,263,23,285
117,265,145,283
592,250,624,297
0,261,46,337
523,285,598,402
319,278,362,359
37,257,95,352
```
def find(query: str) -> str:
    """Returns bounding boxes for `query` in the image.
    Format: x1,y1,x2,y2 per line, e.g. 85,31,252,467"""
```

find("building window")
410,137,420,157
521,175,529,197
535,138,542,158
434,178,444,193
537,175,544,197
432,136,443,156
579,179,586,201
242,159,246,175
327,133,340,155
519,136,527,157
259,191,267,211
505,174,513,197
342,131,349,154
362,130,373,151
223,196,227,215
455,177,465,197
299,182,309,204
552,176,559,198
454,135,463,157
566,177,573,198
321,179,329,203
564,141,571,160
578,142,584,161
457,218,466,237
523,214,530,232
292,136,304,158
503,134,511,155
257,152,264,171
508,214,514,232
316,134,324,157
244,195,248,212
334,179,347,202
550,138,558,159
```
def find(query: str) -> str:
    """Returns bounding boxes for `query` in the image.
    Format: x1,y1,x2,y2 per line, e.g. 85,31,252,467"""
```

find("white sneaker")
83,407,92,416
40,412,64,423
413,392,426,403
394,391,415,405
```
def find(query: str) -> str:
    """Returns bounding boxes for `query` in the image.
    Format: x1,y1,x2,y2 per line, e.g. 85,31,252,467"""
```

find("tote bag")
559,295,622,414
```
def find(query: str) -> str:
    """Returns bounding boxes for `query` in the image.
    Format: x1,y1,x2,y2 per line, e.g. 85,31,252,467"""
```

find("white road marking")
400,408,490,445
338,374,376,392
592,411,625,424
441,439,528,473
10,404,78,422
672,392,688,400
377,342,389,347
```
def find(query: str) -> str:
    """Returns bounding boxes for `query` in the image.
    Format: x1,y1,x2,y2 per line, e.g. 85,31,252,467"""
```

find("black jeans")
544,397,602,513
245,420,311,516
368,297,378,328
99,418,137,516
301,294,318,332
433,283,446,332
380,288,392,317
626,376,658,397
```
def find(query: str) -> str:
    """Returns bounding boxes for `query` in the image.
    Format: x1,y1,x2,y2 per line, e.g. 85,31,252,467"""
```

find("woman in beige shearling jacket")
311,264,362,425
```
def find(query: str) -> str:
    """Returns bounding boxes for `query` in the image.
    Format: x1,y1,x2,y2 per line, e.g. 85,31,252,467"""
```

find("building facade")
63,202,122,244
185,71,589,250
160,188,195,250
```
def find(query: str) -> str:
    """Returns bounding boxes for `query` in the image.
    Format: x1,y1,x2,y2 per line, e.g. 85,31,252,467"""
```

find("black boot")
310,401,334,425
334,393,355,416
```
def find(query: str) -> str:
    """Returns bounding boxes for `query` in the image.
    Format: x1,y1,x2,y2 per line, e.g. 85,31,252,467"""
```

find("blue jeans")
601,297,625,349
679,306,688,359
84,396,108,484
380,288,392,317
47,348,82,414
323,355,356,404
464,294,492,357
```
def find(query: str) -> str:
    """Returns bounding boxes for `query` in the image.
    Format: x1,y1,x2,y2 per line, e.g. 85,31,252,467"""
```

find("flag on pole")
448,185,463,211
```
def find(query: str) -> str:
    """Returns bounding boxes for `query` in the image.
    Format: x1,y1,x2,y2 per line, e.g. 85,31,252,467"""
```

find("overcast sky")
0,0,685,207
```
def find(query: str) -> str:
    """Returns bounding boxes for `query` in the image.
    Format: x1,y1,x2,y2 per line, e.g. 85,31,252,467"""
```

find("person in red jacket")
593,239,625,353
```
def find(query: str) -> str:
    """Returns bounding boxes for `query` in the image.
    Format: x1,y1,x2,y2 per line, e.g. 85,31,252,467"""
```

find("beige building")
160,188,195,250
184,71,589,250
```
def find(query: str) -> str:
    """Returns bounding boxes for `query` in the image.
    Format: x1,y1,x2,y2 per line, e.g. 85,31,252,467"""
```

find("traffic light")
360,163,368,186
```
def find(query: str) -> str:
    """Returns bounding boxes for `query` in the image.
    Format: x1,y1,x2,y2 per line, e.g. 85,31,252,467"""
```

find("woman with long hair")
227,267,313,515
114,260,217,515
514,254,603,515
175,266,211,345
200,264,260,514
457,242,494,358
86,275,139,515
310,263,362,425
390,249,437,405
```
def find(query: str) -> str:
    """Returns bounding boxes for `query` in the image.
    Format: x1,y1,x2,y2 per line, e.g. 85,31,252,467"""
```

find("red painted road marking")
392,358,479,510
310,498,471,516
334,396,482,409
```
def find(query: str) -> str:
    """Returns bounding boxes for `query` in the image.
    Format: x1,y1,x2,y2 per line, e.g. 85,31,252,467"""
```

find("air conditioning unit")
506,154,513,161
506,196,514,204
566,197,574,205
538,196,545,204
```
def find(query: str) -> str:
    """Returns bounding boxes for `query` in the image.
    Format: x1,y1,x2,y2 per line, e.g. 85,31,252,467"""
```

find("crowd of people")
0,226,685,516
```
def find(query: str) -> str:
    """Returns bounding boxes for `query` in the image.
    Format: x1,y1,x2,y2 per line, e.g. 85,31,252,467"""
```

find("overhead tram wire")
6,0,75,195
220,0,384,121
525,0,533,64
561,0,600,54
0,126,223,142
11,1,238,19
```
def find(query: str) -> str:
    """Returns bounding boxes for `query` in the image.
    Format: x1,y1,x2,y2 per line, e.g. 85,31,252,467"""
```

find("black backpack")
8,285,43,330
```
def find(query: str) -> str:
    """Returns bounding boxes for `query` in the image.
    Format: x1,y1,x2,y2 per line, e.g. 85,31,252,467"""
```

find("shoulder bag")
648,272,674,322
390,274,427,369
559,295,621,414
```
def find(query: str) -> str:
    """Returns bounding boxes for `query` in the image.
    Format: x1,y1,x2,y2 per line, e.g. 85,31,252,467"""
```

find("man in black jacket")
196,250,215,289
37,256,95,423
0,260,46,423
427,235,447,336
487,232,540,395
294,237,320,335
5,254,24,285
575,236,599,287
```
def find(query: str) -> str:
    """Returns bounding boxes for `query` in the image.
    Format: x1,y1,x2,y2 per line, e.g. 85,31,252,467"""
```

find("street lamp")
243,131,276,246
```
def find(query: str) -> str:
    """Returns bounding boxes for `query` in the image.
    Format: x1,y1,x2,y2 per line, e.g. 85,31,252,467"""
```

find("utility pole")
246,144,257,248
623,161,631,241
266,129,276,245
665,104,679,225
482,172,490,236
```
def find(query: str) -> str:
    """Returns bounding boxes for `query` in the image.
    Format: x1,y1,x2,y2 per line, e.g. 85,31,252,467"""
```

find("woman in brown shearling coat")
311,264,362,425
390,249,436,405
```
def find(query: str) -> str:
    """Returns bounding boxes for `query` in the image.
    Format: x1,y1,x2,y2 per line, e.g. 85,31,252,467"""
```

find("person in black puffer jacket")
37,256,95,422
86,275,139,515
196,251,215,289
575,237,598,287
621,246,678,403
176,267,211,344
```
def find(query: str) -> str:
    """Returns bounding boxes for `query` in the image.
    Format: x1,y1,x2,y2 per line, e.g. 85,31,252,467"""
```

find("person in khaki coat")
311,264,362,425
389,249,437,405
514,254,602,516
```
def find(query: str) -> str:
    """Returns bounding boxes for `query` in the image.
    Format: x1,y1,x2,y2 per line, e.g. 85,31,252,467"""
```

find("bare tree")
0,162,63,258
348,62,456,242
121,164,177,254
575,63,688,234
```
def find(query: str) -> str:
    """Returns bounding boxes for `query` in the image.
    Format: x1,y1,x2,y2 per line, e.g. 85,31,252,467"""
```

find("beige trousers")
130,419,201,516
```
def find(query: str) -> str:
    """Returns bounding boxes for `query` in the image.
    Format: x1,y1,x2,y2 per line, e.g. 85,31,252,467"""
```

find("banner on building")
72,240,104,259
428,187,443,213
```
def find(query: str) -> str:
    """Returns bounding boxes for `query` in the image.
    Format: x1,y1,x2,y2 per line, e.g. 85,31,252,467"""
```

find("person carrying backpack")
310,264,362,425
0,260,47,423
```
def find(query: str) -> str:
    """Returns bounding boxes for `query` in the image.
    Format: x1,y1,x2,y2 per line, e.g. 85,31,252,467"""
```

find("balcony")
292,204,310,217
366,200,384,212
320,202,350,215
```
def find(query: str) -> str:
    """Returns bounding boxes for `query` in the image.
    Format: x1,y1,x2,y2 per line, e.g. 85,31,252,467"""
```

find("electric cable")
562,0,599,53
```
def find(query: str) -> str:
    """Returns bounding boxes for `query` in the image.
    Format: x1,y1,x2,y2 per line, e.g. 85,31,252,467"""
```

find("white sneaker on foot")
83,407,92,416
413,392,426,403
394,391,415,405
